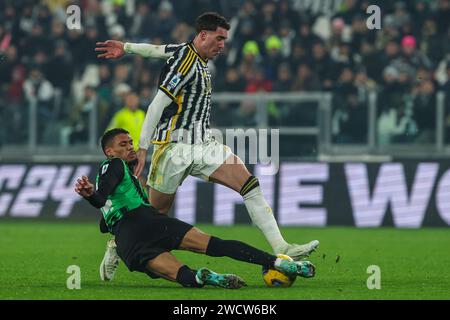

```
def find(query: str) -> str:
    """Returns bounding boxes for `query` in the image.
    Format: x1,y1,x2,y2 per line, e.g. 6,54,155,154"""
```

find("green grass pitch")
0,221,449,300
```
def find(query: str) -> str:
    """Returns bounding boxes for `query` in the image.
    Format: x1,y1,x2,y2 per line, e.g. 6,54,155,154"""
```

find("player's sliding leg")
145,251,246,289
179,227,315,278
209,156,319,260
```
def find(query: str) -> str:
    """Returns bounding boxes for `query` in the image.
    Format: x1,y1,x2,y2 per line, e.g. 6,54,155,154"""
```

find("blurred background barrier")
1,91,448,160
1,160,449,227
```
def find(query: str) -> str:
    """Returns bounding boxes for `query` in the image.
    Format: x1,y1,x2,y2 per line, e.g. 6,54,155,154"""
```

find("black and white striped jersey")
153,42,213,145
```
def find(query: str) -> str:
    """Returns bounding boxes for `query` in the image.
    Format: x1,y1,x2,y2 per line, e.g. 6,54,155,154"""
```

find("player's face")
203,27,228,59
108,134,136,163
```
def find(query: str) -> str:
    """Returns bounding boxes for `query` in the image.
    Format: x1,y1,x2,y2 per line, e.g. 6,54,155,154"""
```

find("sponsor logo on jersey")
167,73,182,90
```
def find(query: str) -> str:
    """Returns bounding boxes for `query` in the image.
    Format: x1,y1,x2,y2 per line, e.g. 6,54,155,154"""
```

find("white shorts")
147,139,234,194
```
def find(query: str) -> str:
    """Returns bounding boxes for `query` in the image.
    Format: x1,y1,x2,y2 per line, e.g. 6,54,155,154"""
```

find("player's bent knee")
240,175,260,197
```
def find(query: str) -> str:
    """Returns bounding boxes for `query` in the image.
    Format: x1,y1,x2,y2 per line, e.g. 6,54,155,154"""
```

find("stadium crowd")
0,0,449,149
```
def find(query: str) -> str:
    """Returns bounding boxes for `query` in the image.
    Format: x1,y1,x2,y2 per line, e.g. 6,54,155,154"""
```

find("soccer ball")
262,254,297,287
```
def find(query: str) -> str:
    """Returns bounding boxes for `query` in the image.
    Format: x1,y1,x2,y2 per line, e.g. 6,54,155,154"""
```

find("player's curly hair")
195,12,230,33
101,128,130,155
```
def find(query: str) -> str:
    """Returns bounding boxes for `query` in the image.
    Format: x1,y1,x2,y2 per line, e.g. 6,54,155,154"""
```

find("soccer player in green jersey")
75,128,315,288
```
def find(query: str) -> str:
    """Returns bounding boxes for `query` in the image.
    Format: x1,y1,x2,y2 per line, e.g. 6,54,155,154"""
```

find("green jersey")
87,157,150,231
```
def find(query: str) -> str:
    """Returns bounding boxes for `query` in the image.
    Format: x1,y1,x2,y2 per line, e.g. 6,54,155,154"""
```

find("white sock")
243,186,288,252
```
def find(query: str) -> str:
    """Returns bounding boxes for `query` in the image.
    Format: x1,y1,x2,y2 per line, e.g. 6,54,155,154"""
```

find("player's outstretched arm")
134,90,173,177
95,40,126,59
95,40,179,60
75,176,94,198
75,159,125,208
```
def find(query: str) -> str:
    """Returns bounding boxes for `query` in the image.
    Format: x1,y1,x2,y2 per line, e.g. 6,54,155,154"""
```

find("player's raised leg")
209,155,319,260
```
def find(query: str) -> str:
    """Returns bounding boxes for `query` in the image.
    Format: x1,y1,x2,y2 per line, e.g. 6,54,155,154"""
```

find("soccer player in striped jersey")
95,12,318,281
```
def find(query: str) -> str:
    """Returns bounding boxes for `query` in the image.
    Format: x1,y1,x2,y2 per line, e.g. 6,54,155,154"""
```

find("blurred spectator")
444,62,450,142
153,1,178,43
234,1,258,46
400,35,430,70
1,65,27,144
278,21,295,58
46,41,74,96
235,100,258,127
50,20,67,49
171,22,194,44
106,92,145,150
256,1,278,33
263,35,283,81
213,67,246,127
413,80,437,143
22,23,51,59
295,20,321,53
291,64,321,92
332,86,368,144
359,40,383,83
327,17,350,51
435,0,450,35
377,67,418,145
216,68,246,92
332,67,368,143
132,62,151,90
139,87,154,108
65,86,107,145
0,45,20,85
0,24,12,52
23,68,55,143
310,41,335,89
36,4,52,34
23,68,54,106
129,2,156,39
273,63,293,92
420,18,446,64
288,41,308,71
412,0,431,34
6,65,26,104
277,0,300,31
380,40,401,68
330,40,356,71
96,64,113,105
350,14,375,54
239,40,261,79
272,63,292,125
245,68,272,93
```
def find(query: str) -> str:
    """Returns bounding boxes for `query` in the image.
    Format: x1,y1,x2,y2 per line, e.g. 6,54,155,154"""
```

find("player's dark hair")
101,128,129,155
195,12,230,33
